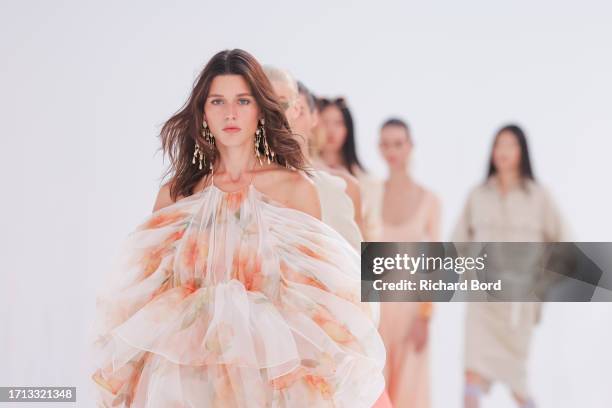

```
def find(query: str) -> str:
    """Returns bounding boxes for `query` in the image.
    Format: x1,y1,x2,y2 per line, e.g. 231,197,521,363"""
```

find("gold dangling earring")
196,120,214,171
254,124,263,165
255,118,275,165
192,142,205,170
202,120,215,146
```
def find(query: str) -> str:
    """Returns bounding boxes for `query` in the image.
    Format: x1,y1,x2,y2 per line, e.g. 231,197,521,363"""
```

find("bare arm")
152,182,176,212
427,193,442,242
342,175,363,231
452,192,473,242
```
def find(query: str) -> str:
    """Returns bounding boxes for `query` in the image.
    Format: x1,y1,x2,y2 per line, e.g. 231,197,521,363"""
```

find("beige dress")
452,177,568,399
312,170,363,251
352,168,384,242
312,170,380,327
378,188,439,408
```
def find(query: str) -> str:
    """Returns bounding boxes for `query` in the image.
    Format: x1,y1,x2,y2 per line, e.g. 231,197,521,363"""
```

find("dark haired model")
91,49,385,407
318,98,383,241
453,124,568,408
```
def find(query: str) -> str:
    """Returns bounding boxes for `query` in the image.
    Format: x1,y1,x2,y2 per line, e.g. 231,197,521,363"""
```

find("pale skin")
378,124,441,242
319,104,348,170
153,74,321,220
378,124,441,352
464,130,530,408
317,104,375,235
491,130,523,195
267,78,363,232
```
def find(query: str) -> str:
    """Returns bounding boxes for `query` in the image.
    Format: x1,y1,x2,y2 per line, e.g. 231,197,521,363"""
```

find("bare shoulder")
426,189,442,215
286,171,321,219
425,188,441,208
152,182,177,212
255,167,321,219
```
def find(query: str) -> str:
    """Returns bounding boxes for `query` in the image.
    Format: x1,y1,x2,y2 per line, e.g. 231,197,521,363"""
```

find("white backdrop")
1,1,611,407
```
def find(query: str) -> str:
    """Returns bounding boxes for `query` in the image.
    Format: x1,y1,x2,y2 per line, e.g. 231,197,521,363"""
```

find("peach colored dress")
91,182,386,407
377,188,438,408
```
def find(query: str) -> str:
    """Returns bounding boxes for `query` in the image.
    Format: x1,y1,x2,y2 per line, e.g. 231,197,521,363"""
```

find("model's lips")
223,126,241,133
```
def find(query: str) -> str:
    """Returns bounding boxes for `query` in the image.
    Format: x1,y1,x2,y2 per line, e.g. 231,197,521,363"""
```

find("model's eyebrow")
207,93,253,98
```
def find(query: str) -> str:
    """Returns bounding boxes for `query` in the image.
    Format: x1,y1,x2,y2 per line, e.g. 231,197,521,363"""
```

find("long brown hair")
159,49,307,200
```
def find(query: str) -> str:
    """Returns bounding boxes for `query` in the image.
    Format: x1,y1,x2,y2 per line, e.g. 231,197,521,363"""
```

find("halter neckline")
208,159,258,194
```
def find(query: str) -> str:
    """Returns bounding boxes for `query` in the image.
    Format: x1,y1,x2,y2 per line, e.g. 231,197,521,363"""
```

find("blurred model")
376,118,440,408
319,97,383,240
453,124,568,408
263,66,364,250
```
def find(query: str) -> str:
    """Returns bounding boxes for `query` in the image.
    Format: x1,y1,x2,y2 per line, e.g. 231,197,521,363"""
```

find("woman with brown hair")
91,49,385,407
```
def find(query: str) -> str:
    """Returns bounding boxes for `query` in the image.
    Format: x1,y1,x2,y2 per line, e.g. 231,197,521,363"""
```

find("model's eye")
210,99,224,105
238,98,251,105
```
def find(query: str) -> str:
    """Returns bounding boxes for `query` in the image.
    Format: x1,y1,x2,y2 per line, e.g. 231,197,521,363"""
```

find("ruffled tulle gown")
91,181,385,407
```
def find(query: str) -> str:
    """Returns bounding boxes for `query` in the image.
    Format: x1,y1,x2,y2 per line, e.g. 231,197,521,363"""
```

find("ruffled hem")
92,185,385,407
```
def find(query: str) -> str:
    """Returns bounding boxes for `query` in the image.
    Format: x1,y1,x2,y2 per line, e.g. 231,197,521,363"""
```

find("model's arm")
152,182,176,212
342,174,364,233
427,193,442,242
452,192,473,242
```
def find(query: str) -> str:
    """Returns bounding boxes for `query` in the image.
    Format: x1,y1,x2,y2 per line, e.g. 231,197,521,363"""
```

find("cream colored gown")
352,168,384,242
312,170,363,251
91,181,386,407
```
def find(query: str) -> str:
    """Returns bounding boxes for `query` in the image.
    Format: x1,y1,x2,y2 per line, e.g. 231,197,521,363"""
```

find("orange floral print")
312,306,356,345
144,211,186,229
232,243,264,292
270,367,306,390
150,275,172,300
91,370,123,395
279,261,326,291
304,374,333,399
92,178,385,406
297,244,326,261
225,190,246,213
141,250,163,279
140,230,185,279
212,366,236,408
181,232,209,271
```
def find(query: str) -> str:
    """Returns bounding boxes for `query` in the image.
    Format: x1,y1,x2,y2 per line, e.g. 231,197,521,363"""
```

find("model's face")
269,80,299,127
320,105,346,153
203,74,260,148
379,125,412,168
293,93,317,137
492,130,521,174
